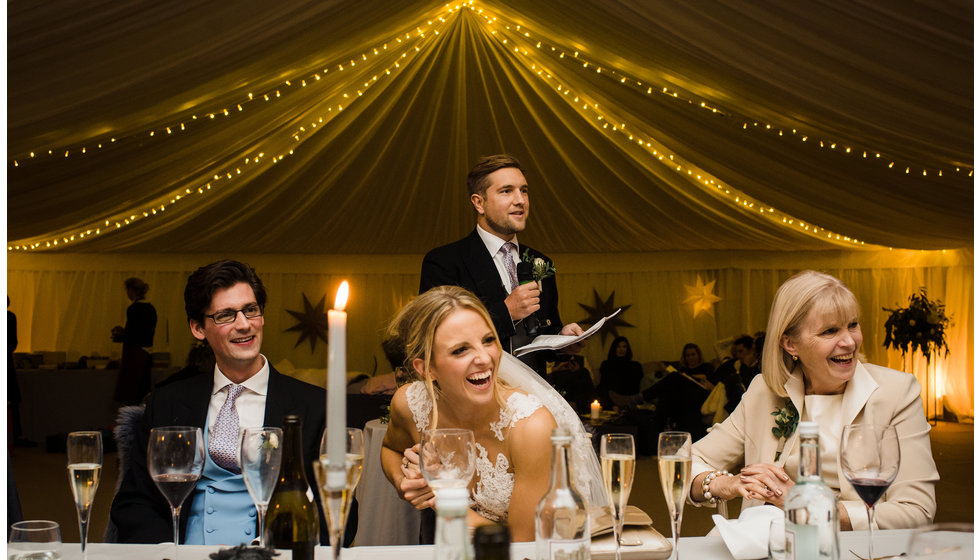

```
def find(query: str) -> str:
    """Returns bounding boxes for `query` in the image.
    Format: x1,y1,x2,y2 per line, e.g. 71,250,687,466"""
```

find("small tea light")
591,400,601,421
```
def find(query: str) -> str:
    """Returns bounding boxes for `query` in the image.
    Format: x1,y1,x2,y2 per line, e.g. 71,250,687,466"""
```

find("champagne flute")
67,431,102,559
840,424,900,560
419,428,476,493
147,426,205,554
600,433,636,560
314,427,364,560
240,427,283,548
658,431,692,560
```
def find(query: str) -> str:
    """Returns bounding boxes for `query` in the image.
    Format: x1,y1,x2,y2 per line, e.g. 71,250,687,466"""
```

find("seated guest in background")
628,343,714,442
678,342,715,388
596,336,643,408
689,270,938,529
711,334,761,412
110,260,326,545
381,286,604,541
548,354,597,415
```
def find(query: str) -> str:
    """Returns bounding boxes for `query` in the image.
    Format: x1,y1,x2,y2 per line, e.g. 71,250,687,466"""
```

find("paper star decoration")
577,289,634,345
285,293,329,352
684,274,722,317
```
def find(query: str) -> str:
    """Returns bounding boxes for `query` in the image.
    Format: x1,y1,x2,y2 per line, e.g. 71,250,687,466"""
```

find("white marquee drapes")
7,249,972,419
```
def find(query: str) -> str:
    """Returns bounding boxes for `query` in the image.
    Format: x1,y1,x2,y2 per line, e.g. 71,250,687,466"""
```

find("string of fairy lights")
470,4,970,248
9,1,967,252
479,8,971,180
8,4,457,252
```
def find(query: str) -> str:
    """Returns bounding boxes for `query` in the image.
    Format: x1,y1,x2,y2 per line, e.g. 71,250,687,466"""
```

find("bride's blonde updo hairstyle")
385,285,506,428
762,270,862,397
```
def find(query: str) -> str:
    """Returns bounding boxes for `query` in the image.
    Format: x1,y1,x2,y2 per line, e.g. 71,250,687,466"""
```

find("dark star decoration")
577,289,634,345
284,293,329,353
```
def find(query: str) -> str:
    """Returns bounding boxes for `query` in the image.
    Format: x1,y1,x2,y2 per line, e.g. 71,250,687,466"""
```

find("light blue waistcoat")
184,429,258,545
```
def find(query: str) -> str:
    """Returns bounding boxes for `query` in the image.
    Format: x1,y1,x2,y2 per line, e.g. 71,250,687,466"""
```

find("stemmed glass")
314,427,364,560
240,427,283,548
147,426,205,555
840,424,900,560
419,428,477,492
600,433,636,560
67,431,102,559
658,431,692,560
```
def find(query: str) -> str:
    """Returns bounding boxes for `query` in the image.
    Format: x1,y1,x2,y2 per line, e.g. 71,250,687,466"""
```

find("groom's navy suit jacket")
419,229,563,350
109,365,327,544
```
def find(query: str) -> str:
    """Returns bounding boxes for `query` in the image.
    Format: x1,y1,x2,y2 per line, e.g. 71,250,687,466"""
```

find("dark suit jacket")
419,229,563,348
109,365,327,544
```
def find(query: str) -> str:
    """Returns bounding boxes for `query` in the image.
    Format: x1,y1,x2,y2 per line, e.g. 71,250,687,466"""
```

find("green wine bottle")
265,415,319,559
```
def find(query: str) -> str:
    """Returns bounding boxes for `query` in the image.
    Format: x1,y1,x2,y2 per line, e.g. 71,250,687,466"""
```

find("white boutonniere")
520,249,556,281
771,399,799,461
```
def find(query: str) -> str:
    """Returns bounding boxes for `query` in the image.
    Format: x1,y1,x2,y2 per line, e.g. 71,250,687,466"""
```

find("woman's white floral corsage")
521,249,556,281
771,399,799,461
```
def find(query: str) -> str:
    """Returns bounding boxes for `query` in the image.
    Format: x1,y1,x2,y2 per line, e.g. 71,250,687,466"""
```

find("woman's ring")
403,458,409,468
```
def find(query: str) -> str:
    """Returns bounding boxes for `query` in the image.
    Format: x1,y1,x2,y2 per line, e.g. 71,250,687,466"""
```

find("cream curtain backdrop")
5,1,972,417
6,249,972,419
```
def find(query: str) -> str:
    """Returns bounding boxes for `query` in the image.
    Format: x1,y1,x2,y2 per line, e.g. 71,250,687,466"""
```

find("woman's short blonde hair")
385,285,505,428
761,270,861,396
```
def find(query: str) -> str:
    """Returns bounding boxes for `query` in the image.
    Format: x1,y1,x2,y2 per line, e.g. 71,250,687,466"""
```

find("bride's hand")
398,444,434,509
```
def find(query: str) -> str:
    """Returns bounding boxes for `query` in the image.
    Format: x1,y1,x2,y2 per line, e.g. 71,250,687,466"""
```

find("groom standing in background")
419,154,583,373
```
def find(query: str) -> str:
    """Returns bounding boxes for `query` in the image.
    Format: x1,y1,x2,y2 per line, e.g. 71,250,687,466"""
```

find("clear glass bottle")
784,421,839,560
265,415,319,560
535,428,590,560
435,487,472,560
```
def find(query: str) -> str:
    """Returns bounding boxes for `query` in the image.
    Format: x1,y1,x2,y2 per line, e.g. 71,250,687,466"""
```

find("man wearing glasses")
110,259,327,545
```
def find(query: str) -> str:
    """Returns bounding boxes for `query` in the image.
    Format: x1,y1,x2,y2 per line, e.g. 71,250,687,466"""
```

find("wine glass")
314,427,364,560
240,427,283,548
67,431,102,558
658,431,692,560
147,426,205,554
419,428,476,493
840,424,900,560
601,433,636,560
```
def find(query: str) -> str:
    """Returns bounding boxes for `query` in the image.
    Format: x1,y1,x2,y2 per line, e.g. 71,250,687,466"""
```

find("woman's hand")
398,444,435,510
737,464,793,508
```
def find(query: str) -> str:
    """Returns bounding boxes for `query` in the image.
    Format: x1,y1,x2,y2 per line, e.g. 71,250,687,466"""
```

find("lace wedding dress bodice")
405,381,543,522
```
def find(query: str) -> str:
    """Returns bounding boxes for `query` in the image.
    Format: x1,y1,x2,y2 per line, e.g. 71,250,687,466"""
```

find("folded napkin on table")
712,505,783,560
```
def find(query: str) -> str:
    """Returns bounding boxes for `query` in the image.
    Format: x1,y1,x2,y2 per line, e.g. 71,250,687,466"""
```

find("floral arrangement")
521,249,556,281
771,399,799,461
882,289,951,364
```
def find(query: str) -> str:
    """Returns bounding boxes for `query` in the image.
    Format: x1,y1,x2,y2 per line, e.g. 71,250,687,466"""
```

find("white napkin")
712,505,783,560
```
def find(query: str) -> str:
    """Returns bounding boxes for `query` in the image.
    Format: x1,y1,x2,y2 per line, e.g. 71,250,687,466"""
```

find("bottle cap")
436,487,470,512
474,523,510,547
551,427,572,444
798,421,819,436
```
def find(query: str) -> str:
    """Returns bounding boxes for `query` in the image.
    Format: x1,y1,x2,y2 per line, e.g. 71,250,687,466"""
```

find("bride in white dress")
381,286,603,541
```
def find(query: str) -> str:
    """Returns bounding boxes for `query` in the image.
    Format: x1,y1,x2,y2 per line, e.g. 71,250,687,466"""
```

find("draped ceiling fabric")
6,2,973,417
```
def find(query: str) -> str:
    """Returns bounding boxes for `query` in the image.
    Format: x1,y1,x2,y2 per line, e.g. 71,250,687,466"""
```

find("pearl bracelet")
701,469,734,505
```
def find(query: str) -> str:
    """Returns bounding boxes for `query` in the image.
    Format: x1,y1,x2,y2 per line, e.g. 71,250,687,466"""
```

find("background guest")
711,334,761,413
549,354,597,415
112,278,158,405
596,336,643,409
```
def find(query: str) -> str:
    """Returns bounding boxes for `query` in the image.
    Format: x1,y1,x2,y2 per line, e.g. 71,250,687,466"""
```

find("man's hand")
559,322,586,354
505,282,540,321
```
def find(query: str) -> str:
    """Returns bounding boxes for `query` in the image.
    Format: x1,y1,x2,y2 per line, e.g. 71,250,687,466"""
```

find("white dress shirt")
475,225,519,295
206,355,270,437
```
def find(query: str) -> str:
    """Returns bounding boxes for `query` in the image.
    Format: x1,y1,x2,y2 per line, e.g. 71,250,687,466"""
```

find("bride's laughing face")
423,308,501,406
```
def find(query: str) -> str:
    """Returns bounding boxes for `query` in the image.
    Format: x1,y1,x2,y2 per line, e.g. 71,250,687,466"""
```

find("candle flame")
334,281,349,310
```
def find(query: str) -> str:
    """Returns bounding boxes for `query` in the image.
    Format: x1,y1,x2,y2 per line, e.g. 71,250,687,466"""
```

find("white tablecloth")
353,419,422,546
53,529,920,559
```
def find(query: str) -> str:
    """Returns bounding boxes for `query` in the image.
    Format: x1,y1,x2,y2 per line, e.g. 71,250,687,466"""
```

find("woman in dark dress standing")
113,278,157,405
596,336,643,408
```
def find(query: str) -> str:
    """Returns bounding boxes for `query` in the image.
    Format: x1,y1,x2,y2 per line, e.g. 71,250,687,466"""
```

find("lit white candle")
326,281,349,489
591,400,601,421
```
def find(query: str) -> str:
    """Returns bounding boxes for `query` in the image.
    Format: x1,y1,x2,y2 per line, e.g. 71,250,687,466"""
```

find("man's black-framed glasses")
206,303,264,325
